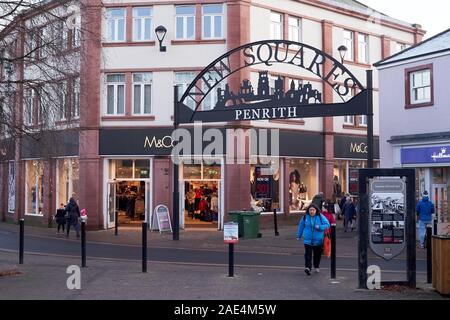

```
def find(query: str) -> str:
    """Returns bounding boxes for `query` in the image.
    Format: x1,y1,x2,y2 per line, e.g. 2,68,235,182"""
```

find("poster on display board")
224,222,239,244
369,177,406,260
254,166,272,199
150,205,172,233
349,169,359,196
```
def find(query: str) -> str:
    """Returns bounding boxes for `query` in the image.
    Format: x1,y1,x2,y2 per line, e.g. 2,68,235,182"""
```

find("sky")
361,0,449,39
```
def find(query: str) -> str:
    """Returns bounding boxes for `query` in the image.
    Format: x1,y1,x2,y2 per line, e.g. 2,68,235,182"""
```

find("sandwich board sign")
151,205,172,233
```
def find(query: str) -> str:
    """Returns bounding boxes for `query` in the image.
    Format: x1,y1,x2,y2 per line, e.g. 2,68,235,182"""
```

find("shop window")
250,162,281,212
183,164,202,180
8,162,15,213
110,159,151,180
25,160,44,216
115,160,134,179
183,160,222,180
56,159,79,207
288,159,318,211
134,160,150,179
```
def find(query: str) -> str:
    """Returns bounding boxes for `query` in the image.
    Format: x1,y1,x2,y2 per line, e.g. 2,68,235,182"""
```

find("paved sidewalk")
0,251,444,300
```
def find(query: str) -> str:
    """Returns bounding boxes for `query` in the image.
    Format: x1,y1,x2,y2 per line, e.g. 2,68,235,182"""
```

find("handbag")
323,233,331,258
334,203,342,215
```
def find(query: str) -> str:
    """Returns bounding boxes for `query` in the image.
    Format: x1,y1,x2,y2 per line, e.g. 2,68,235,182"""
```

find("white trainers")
315,268,320,273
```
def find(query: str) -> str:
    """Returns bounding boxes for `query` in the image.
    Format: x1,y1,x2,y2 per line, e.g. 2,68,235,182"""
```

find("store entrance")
183,181,219,229
107,180,151,228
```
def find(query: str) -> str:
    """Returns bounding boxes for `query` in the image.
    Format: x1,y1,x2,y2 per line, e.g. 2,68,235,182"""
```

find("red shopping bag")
323,233,331,258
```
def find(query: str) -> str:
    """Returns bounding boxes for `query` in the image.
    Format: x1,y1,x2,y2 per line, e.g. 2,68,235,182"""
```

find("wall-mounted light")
337,45,348,64
155,25,167,52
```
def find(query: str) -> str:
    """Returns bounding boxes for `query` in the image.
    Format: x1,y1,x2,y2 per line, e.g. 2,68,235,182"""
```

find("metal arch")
179,39,366,119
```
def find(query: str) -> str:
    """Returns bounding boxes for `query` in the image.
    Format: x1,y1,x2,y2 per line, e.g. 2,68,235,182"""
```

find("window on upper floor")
106,8,126,42
288,16,302,43
72,25,81,48
270,12,283,41
202,4,223,39
202,72,225,111
106,74,125,115
343,89,354,125
56,81,68,122
39,26,49,59
358,115,367,127
72,77,80,119
175,6,195,40
343,30,354,62
406,66,433,108
133,7,152,41
23,89,35,126
395,42,410,54
175,72,196,110
133,73,152,115
358,33,369,64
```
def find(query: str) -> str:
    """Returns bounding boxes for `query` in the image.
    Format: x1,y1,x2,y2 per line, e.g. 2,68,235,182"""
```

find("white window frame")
270,12,283,40
25,160,44,216
175,72,196,110
7,161,15,213
72,77,80,119
358,115,368,127
133,7,153,41
132,73,152,115
358,33,369,64
344,115,355,125
288,16,302,43
343,30,354,61
410,69,432,105
24,89,35,126
57,82,67,122
175,6,196,40
202,4,224,39
106,74,125,115
106,8,126,42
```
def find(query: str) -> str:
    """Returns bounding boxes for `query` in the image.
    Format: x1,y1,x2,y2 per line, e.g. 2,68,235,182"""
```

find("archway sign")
176,40,371,124
172,40,375,288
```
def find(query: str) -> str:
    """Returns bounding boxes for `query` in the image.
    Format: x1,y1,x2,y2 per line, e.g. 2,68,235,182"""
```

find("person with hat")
416,191,435,249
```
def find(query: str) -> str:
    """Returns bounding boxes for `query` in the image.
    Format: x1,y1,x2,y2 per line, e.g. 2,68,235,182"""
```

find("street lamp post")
337,45,348,65
155,25,167,52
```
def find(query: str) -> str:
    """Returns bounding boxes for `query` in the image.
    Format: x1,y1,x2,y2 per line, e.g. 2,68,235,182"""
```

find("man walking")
416,191,435,249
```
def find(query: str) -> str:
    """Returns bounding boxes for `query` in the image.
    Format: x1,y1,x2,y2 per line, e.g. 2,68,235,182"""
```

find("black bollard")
426,225,432,284
331,224,336,279
228,243,234,277
433,218,437,236
115,211,118,236
142,222,147,273
273,209,279,236
19,219,24,265
81,221,86,268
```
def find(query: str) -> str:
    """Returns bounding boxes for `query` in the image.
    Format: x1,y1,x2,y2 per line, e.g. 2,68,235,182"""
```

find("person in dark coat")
65,197,81,238
311,192,324,210
55,203,66,235
342,196,356,232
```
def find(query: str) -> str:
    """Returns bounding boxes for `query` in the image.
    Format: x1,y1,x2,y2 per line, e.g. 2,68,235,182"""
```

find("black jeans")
57,222,65,232
67,222,80,237
304,244,323,269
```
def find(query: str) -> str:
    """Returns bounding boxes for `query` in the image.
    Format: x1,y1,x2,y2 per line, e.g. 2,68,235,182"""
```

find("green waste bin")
228,211,244,238
241,212,261,239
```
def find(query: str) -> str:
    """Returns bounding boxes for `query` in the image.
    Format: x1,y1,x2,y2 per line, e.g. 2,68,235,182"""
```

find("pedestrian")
311,192,324,210
296,204,330,276
65,197,81,238
54,203,66,235
416,191,435,249
342,196,356,232
322,200,337,228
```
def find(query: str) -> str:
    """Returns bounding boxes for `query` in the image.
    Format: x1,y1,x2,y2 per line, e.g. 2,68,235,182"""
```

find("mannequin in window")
289,170,301,210
333,175,342,201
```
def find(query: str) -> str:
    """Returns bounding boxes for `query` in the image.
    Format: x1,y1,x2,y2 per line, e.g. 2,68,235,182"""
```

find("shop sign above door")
402,146,450,164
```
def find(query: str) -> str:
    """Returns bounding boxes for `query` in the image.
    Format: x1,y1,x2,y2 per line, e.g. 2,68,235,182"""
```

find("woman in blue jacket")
297,204,330,275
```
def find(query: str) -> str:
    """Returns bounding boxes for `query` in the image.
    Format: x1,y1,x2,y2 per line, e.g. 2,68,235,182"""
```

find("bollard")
273,209,279,236
81,221,86,268
228,243,234,277
19,219,24,265
433,218,437,236
426,225,432,284
331,224,336,279
115,210,118,236
142,222,147,273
